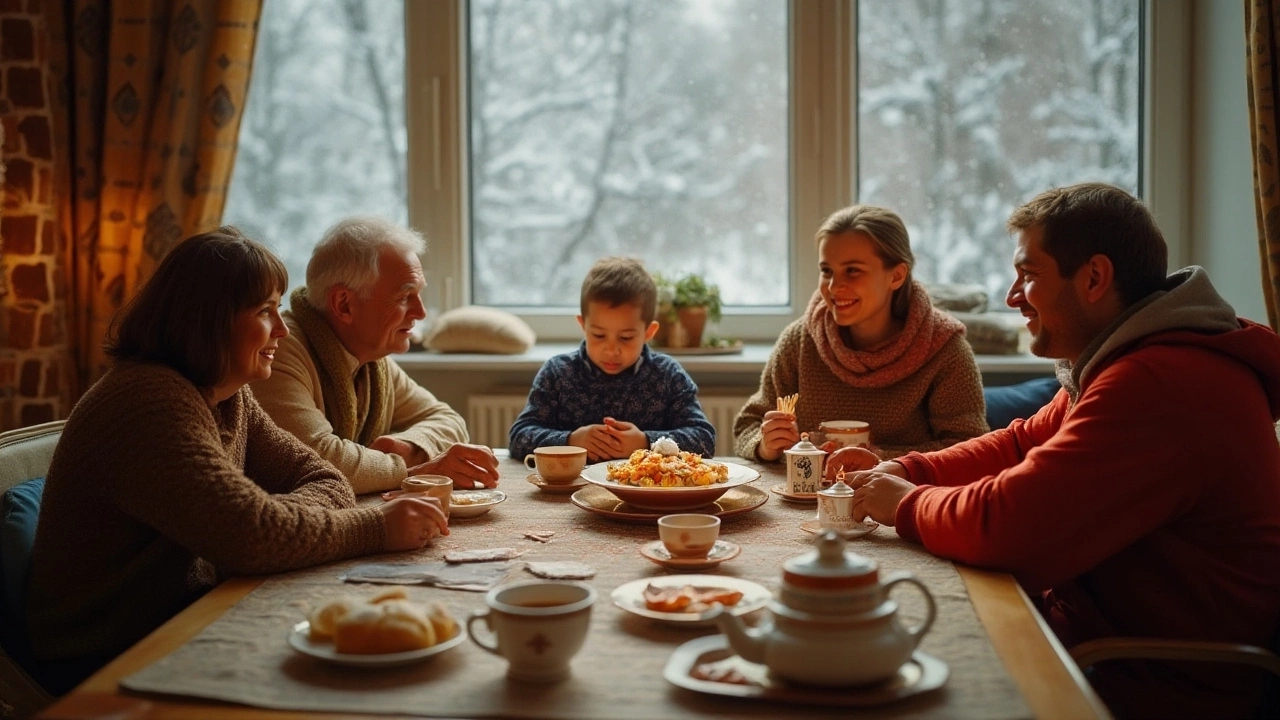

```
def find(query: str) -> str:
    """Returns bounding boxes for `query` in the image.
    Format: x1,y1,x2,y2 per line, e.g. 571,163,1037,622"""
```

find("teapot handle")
883,572,936,649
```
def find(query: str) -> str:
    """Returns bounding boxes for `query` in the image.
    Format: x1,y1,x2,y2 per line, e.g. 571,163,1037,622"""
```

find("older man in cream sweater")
253,217,499,494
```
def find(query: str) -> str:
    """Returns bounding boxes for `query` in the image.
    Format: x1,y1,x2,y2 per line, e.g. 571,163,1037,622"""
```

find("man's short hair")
1007,183,1167,307
580,257,657,323
306,216,426,303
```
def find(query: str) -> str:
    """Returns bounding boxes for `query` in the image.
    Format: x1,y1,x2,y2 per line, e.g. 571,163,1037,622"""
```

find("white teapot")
708,530,936,687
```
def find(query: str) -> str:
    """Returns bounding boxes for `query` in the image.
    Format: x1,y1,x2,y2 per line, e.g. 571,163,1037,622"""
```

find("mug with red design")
467,580,596,681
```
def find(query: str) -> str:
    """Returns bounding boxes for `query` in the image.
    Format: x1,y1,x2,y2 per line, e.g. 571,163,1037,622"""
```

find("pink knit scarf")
804,279,966,389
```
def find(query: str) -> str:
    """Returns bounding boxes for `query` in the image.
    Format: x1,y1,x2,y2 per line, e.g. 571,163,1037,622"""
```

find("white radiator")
467,391,752,456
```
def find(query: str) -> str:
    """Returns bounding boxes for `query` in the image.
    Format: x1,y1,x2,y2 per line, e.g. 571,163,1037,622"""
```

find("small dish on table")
799,517,878,539
639,539,741,571
526,473,587,494
611,574,769,627
287,621,467,667
769,483,817,503
663,634,948,705
449,489,507,519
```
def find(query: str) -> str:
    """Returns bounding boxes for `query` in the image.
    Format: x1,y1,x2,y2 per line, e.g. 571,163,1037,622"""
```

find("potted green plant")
670,273,722,348
651,273,679,347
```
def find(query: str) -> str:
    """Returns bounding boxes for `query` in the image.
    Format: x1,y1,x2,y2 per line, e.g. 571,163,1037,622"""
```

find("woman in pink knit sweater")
733,205,987,464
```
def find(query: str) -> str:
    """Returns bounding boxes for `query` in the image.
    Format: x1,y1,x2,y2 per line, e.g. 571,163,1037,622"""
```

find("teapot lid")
818,480,854,498
782,531,879,590
785,433,821,454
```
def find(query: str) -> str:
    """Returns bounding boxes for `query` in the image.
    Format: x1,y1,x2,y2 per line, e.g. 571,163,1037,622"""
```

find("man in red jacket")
832,183,1280,718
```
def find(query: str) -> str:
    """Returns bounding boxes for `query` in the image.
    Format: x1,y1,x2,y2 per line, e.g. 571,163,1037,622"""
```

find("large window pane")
857,0,1141,301
467,0,789,308
225,0,407,303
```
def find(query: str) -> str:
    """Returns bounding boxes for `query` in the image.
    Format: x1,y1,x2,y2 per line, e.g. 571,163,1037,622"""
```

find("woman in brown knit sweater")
25,228,448,693
733,205,987,466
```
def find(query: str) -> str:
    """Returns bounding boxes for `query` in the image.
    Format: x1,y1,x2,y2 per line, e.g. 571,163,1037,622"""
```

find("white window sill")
393,342,1055,376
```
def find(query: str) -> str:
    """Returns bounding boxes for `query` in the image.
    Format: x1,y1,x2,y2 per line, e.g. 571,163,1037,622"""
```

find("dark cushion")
984,378,1061,430
1,477,44,624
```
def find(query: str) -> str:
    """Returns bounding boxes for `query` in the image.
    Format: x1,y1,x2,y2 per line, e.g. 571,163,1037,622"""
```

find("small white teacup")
523,446,588,484
467,581,596,682
657,513,721,559
402,474,452,518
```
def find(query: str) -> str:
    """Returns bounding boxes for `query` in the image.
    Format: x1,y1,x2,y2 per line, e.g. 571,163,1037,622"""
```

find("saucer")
571,484,768,525
449,489,506,519
639,539,741,570
769,483,817,503
526,473,588,494
799,518,878,539
663,634,948,705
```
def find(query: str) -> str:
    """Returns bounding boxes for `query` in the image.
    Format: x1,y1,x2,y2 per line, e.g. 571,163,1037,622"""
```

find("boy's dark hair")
1007,183,1167,307
106,226,288,390
579,257,657,323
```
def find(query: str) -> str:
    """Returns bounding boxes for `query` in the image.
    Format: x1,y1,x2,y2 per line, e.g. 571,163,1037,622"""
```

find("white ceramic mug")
818,420,871,449
402,474,452,517
523,446,588,484
467,581,596,681
657,514,720,558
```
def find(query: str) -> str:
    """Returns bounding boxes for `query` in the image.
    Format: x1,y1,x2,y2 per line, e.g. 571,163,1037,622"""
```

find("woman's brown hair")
106,226,288,390
815,205,916,319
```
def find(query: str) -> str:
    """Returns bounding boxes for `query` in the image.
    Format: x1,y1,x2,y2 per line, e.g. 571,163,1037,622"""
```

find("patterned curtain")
48,0,262,397
1247,0,1280,332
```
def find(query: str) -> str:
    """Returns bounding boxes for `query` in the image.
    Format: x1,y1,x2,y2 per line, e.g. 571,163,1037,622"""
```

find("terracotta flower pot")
676,306,708,349
652,306,677,347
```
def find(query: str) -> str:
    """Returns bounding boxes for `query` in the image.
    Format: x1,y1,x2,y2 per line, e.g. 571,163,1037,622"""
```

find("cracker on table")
522,531,555,543
444,547,525,564
525,561,596,579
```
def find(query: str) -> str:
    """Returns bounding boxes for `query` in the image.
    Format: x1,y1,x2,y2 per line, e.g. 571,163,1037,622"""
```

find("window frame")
406,0,1186,343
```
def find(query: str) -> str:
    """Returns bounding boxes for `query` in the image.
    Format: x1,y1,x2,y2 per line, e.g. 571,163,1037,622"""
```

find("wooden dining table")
37,455,1111,720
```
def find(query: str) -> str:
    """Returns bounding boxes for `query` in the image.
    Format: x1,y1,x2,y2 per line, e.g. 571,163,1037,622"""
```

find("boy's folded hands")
570,418,650,462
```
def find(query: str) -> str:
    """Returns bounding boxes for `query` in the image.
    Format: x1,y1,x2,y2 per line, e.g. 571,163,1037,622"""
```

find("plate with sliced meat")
611,575,772,626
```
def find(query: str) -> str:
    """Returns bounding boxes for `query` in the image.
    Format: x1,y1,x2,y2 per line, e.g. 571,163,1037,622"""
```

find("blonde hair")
815,205,915,319
306,216,426,302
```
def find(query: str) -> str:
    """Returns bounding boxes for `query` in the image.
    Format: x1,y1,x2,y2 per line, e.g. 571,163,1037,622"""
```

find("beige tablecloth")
121,458,1031,719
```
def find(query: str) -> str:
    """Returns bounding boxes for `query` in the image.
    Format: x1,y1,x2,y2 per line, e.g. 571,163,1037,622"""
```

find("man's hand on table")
844,461,913,526
380,495,449,550
822,447,881,482
406,443,500,489
371,436,428,466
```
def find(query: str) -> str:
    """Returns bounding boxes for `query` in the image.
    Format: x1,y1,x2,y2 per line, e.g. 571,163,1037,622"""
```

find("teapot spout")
708,603,768,664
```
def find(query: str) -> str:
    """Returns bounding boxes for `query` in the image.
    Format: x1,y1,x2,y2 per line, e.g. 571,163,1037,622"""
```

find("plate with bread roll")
289,588,465,667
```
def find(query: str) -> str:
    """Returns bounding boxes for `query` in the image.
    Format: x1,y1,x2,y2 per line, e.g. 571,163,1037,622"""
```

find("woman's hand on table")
756,411,800,461
380,495,450,550
844,465,913,526
407,443,500,489
823,447,881,482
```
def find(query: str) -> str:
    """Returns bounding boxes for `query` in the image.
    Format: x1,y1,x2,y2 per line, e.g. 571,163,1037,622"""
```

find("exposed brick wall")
1,1,73,430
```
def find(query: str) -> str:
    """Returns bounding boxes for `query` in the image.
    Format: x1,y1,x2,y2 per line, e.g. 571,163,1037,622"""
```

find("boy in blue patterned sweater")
508,257,716,462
